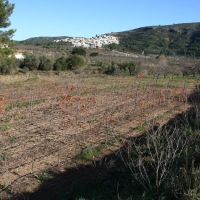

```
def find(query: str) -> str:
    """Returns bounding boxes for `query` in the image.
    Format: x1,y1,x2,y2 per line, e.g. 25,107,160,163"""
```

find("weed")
36,173,50,183
75,145,106,162
5,98,51,112
75,197,87,200
0,153,7,161
136,124,146,132
0,121,14,131
9,136,17,143
1,181,7,189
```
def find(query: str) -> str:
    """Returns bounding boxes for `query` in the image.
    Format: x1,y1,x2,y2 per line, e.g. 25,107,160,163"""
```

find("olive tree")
20,54,40,71
38,56,53,71
66,55,85,70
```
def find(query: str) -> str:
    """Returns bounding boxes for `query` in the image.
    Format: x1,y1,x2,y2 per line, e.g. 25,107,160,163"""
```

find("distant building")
53,34,119,49
14,53,25,59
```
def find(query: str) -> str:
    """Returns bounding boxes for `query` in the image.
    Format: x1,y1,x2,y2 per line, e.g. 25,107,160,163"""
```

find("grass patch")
136,124,146,132
1,181,7,190
5,98,52,112
0,153,7,161
9,136,17,143
0,121,14,131
36,173,50,183
75,144,106,162
25,75,42,83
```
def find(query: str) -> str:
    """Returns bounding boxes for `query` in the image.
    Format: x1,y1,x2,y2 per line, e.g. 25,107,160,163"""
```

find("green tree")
105,43,120,51
53,56,67,71
66,55,85,70
0,0,15,74
118,62,137,76
20,54,39,71
71,47,87,56
38,56,53,71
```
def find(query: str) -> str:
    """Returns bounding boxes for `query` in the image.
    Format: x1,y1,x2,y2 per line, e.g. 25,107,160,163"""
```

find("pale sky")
7,0,200,41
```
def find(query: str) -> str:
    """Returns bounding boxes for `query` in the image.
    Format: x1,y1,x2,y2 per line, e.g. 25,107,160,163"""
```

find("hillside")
19,36,72,45
17,22,200,57
109,22,200,57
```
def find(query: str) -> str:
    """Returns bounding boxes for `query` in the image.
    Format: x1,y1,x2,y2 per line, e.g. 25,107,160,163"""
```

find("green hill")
18,23,200,57
19,36,72,45
108,22,200,57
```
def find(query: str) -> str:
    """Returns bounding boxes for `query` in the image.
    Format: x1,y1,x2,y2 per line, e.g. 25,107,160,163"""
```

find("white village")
53,34,119,48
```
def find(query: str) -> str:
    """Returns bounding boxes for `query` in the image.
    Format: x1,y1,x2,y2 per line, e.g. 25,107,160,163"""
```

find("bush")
105,61,139,76
90,52,99,57
118,62,137,75
20,54,39,71
53,55,85,71
71,47,87,56
0,56,15,74
66,55,85,70
53,56,67,71
38,56,53,71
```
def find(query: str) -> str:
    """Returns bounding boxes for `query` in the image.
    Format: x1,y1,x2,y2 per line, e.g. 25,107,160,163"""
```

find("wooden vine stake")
57,148,60,168
0,95,5,114
105,111,109,145
31,154,35,173
29,96,34,123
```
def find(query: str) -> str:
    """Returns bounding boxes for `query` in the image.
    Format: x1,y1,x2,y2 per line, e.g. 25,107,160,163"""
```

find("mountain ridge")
110,22,200,56
18,22,200,57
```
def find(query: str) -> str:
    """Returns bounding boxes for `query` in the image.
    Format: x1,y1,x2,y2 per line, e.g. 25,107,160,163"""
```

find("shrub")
66,55,85,70
38,56,53,71
20,54,39,71
105,61,139,76
0,61,13,74
118,62,137,75
90,52,99,57
71,47,87,56
53,56,67,71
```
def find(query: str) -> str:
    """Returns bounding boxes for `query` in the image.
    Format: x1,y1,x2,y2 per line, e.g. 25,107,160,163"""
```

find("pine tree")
0,0,15,74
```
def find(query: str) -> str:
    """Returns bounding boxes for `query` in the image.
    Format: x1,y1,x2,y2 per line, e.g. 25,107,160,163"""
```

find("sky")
6,0,200,41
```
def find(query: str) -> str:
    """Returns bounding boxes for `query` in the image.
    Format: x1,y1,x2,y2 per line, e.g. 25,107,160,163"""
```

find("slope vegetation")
109,22,200,57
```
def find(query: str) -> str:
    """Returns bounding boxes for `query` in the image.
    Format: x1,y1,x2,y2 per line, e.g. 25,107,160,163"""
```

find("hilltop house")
53,34,119,49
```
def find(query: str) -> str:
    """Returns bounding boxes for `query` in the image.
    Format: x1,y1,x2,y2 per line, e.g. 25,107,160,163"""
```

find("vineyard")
0,73,198,198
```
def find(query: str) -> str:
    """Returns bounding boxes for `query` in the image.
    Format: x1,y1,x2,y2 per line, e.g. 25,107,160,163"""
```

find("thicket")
90,52,99,57
15,53,200,79
2,42,200,77
105,61,140,76
18,48,86,72
106,23,200,57
119,100,200,199
68,90,200,200
38,56,53,71
71,47,87,56
66,55,85,70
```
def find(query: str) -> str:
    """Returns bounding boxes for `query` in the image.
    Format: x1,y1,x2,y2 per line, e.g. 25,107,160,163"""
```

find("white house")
14,53,25,59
